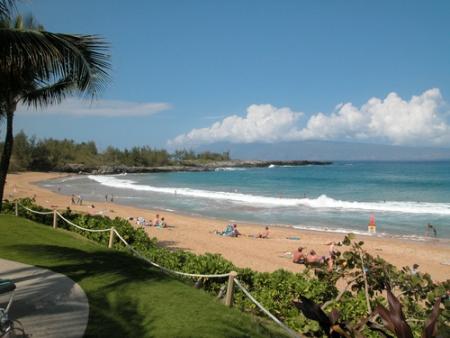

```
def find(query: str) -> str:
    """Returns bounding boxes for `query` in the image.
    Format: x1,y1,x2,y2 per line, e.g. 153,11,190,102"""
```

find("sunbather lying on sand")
249,226,270,238
257,226,270,238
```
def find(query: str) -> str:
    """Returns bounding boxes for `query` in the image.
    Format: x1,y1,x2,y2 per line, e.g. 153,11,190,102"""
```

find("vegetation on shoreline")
6,131,231,171
4,198,449,337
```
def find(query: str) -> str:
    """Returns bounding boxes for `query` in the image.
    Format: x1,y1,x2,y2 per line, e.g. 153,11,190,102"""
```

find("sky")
13,0,450,151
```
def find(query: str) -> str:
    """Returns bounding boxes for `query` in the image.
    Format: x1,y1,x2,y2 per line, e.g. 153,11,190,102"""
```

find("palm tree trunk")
0,99,16,211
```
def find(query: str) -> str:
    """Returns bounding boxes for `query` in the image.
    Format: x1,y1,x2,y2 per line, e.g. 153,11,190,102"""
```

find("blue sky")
15,0,450,150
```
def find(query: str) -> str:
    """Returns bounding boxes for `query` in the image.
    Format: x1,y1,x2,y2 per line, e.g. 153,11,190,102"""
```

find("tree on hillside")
0,1,110,210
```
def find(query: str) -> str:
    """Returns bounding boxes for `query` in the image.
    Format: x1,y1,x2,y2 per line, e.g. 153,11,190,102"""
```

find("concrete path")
0,258,89,338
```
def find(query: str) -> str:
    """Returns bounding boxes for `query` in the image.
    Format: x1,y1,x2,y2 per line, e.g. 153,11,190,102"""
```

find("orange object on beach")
368,214,376,233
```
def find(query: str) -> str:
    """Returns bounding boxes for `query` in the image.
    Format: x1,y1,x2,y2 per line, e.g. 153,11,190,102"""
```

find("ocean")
40,161,450,239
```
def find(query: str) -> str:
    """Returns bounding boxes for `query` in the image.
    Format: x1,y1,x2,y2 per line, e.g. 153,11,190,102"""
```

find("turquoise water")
42,161,450,239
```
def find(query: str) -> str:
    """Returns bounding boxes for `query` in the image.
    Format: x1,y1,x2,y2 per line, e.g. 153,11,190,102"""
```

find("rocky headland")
55,160,332,175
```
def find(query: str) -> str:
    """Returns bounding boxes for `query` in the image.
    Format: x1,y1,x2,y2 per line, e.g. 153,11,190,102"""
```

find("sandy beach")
4,172,450,282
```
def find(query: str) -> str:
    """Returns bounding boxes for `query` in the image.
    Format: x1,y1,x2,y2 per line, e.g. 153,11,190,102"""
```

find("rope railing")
15,201,302,337
234,278,301,338
56,211,112,233
115,229,232,279
20,205,54,215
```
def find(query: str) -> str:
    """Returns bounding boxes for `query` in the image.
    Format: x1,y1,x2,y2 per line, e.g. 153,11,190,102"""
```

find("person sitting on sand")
153,214,161,227
232,224,241,237
215,224,240,237
306,250,325,265
158,217,167,228
292,247,306,264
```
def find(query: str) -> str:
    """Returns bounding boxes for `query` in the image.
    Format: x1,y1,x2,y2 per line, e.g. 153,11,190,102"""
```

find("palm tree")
0,0,14,18
0,3,110,210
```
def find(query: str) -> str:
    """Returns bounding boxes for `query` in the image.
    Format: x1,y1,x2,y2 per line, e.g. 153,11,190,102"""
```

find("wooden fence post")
53,210,57,229
15,201,18,216
225,271,238,307
108,227,115,248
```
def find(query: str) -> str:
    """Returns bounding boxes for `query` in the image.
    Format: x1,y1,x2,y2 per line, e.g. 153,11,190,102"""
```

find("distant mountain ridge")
195,140,450,161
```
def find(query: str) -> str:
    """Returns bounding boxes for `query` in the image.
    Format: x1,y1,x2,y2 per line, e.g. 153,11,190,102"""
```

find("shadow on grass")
6,244,161,338
2,240,291,338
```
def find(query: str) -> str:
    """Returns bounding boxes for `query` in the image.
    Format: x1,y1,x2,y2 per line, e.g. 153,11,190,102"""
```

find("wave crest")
88,175,450,215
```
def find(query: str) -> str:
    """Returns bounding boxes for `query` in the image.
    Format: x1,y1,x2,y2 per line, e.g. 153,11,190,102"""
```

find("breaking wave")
88,175,450,216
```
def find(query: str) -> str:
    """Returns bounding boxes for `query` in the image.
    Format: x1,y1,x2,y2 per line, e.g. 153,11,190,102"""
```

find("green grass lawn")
0,215,289,338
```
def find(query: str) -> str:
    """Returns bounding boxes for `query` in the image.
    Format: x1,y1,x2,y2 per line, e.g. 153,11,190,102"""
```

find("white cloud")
169,88,450,148
17,98,172,117
169,104,302,146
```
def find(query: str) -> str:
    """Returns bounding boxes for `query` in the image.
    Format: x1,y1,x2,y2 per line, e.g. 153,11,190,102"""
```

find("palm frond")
0,28,111,98
21,76,77,108
0,0,15,19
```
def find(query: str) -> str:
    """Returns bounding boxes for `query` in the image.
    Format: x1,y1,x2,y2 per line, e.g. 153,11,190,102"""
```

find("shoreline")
4,171,450,282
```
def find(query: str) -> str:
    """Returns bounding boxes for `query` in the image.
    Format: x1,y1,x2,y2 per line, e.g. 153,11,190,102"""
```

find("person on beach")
105,194,108,202
214,223,240,237
111,194,114,203
257,226,270,238
158,217,167,228
305,250,325,265
153,214,161,227
232,224,241,237
425,223,437,237
292,247,306,264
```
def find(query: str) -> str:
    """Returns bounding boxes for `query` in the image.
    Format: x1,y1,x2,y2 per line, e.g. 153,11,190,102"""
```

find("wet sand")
4,172,450,281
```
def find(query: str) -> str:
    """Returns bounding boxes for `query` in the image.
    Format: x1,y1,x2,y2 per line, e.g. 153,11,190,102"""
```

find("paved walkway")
0,258,89,338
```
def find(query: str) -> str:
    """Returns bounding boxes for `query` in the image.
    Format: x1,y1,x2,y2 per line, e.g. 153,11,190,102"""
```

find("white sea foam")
214,167,246,171
88,175,450,216
292,225,432,241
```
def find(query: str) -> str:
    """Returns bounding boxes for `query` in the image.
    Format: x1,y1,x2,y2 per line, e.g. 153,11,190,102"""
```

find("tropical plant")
0,0,14,18
0,2,110,210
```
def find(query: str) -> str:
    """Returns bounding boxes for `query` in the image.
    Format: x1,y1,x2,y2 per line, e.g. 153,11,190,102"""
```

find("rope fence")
20,205,54,215
15,201,301,338
234,278,301,338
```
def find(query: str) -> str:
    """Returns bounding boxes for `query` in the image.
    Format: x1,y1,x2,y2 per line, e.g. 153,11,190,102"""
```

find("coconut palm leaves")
0,0,14,19
0,7,110,210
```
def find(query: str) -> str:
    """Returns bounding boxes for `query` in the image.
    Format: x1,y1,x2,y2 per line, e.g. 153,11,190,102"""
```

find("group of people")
135,214,167,228
291,242,337,272
214,224,270,238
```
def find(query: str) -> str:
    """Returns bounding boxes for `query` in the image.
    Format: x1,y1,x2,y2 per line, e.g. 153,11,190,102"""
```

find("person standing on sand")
110,194,114,203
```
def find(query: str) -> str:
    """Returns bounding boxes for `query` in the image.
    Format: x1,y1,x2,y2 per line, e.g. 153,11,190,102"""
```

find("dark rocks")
54,160,332,175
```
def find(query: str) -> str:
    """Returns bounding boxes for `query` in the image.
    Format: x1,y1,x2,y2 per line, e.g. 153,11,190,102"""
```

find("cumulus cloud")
169,88,450,147
169,104,302,146
17,98,172,117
